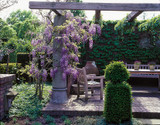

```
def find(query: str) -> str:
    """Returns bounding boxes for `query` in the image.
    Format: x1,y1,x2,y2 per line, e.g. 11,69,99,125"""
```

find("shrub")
0,63,21,74
44,115,55,123
104,61,130,84
0,122,5,125
64,119,71,125
104,81,132,124
61,115,68,121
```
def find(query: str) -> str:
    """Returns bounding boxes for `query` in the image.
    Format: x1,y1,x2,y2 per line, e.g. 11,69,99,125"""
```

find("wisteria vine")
30,11,101,82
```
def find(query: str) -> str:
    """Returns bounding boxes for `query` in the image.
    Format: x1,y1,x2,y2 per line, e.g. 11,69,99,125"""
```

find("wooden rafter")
127,11,143,22
29,2,160,11
52,10,62,16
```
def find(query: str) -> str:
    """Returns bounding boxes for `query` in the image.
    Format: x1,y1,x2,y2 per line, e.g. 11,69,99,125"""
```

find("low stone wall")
0,74,15,120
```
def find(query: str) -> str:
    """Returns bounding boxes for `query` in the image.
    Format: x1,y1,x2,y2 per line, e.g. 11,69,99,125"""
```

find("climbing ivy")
79,16,160,75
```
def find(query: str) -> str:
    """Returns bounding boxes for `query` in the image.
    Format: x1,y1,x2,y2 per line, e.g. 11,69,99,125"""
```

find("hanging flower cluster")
30,11,101,81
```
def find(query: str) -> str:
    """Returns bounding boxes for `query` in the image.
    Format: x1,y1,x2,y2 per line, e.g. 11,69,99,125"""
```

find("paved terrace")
42,87,160,118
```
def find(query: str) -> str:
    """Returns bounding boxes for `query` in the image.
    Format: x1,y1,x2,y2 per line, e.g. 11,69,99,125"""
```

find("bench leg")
158,75,160,91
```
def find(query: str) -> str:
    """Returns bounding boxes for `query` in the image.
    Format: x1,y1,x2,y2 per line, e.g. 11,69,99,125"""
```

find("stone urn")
85,61,99,75
134,64,140,70
134,61,141,70
149,65,155,70
148,61,156,70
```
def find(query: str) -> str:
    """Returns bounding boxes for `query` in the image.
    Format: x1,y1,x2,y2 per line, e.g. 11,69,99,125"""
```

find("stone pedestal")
0,74,15,120
50,15,68,104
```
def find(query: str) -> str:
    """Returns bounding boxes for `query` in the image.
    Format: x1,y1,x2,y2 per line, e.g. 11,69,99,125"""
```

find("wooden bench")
127,64,160,78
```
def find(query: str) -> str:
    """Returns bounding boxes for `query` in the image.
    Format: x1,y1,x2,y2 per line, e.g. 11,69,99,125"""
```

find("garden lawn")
9,82,52,119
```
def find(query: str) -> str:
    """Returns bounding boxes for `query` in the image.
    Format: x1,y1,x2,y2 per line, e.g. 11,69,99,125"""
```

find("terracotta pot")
134,64,139,70
85,61,99,75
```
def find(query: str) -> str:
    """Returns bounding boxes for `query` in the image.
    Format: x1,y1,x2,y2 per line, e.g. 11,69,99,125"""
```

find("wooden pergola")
29,1,160,103
30,2,160,22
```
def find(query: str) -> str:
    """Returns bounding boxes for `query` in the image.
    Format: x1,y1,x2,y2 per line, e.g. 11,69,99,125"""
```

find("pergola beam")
29,2,160,11
52,10,62,16
127,11,143,22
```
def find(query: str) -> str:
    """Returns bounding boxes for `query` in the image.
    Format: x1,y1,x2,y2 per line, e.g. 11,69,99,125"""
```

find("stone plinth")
0,74,15,120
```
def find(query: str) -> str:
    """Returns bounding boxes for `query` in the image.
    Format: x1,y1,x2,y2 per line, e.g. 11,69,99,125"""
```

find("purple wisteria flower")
89,38,93,49
29,64,35,74
41,60,45,67
50,67,58,79
30,11,101,81
74,56,79,62
35,69,40,79
65,12,74,19
32,50,36,58
72,69,78,80
62,72,66,80
96,25,101,35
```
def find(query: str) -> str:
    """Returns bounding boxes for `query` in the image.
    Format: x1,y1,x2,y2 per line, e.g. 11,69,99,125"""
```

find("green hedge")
0,53,30,65
104,81,132,124
104,61,130,84
0,63,21,74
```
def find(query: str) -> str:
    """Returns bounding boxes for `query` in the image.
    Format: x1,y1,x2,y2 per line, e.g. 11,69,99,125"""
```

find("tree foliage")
0,18,16,41
7,9,36,25
7,10,41,40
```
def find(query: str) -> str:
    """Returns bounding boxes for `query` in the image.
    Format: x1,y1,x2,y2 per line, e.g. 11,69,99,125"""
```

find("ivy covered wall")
79,18,160,74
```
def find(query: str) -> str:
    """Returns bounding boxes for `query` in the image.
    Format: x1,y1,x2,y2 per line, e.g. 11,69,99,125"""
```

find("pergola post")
50,15,68,104
95,10,101,24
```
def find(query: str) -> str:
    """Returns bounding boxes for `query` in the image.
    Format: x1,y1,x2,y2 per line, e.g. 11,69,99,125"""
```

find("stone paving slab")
137,118,160,125
42,87,160,118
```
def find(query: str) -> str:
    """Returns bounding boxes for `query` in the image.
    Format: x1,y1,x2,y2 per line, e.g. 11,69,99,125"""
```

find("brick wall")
0,74,15,120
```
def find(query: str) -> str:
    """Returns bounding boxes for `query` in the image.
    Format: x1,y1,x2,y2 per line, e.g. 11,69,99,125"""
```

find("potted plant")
148,61,156,70
134,61,141,70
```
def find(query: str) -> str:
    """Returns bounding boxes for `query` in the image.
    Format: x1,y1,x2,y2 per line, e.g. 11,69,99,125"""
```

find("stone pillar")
0,74,15,120
50,15,68,104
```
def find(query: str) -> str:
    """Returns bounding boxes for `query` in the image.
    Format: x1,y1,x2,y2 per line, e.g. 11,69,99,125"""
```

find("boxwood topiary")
104,81,132,124
104,61,130,84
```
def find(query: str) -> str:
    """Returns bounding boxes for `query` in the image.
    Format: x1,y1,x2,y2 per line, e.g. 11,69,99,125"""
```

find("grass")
9,82,52,119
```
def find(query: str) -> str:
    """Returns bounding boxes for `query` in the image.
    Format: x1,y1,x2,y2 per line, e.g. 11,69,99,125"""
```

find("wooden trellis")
30,1,160,21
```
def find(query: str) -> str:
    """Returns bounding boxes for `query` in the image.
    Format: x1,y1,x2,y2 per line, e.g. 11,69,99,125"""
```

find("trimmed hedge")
104,61,132,124
0,63,21,74
0,53,30,65
104,61,130,84
104,81,132,124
